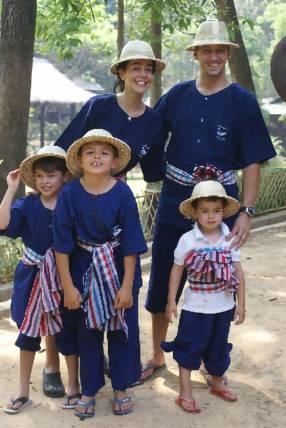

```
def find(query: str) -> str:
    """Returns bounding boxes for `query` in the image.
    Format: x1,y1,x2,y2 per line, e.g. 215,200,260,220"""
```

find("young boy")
53,129,147,419
161,180,246,413
1,145,69,414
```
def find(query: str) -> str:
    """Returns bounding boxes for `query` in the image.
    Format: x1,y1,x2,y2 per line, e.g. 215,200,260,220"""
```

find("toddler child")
161,180,246,413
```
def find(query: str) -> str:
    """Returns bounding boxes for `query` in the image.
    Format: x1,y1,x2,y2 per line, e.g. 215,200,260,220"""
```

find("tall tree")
214,0,256,95
0,0,37,197
117,0,124,57
150,5,162,106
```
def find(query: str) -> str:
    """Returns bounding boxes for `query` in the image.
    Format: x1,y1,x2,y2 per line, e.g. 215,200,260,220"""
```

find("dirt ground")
0,224,286,428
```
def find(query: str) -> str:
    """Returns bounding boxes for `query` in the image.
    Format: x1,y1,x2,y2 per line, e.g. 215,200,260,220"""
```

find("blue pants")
161,308,234,377
56,290,141,395
15,331,41,352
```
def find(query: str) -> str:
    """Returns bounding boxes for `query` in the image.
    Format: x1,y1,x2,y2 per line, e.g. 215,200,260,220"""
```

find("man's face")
194,44,230,79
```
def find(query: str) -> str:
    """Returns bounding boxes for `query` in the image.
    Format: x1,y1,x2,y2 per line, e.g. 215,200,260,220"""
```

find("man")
140,18,276,381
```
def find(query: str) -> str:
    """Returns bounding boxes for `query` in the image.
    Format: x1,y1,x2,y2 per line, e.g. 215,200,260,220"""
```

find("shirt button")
205,97,208,100
197,139,200,143
201,118,204,123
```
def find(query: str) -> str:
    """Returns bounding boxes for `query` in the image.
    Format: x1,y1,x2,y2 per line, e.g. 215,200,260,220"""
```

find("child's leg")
61,354,81,408
43,335,65,397
177,366,201,413
108,290,140,414
203,309,237,401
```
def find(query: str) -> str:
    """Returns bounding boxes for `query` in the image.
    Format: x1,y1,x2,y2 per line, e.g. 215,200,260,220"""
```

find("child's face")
78,142,118,176
34,169,68,198
195,199,224,234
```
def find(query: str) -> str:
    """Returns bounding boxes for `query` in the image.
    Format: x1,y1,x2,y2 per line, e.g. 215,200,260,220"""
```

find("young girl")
53,129,147,419
161,180,246,413
0,146,69,414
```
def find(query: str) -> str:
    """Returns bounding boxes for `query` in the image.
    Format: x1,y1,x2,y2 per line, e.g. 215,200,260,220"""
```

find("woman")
55,40,165,415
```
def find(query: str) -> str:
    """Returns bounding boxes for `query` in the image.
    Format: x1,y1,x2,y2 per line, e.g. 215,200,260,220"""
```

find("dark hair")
32,156,68,174
113,60,156,93
191,196,228,209
78,142,119,158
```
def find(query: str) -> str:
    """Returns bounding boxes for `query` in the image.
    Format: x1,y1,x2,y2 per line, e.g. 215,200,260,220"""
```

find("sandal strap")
11,396,30,406
76,398,96,408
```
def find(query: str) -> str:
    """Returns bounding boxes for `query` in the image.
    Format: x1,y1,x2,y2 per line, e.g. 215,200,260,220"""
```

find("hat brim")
186,40,239,51
179,195,240,219
20,152,66,190
66,134,131,177
110,55,166,74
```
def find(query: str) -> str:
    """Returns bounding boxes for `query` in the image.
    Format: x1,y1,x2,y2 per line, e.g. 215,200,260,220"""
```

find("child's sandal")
74,398,96,419
4,396,32,414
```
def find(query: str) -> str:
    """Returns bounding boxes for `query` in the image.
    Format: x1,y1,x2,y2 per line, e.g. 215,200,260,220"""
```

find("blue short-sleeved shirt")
53,179,147,292
55,93,164,181
144,81,276,228
0,194,54,325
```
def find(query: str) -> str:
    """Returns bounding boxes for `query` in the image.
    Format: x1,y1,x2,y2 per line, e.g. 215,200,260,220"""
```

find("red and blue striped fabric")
166,163,236,186
77,238,128,337
20,248,62,337
185,249,239,293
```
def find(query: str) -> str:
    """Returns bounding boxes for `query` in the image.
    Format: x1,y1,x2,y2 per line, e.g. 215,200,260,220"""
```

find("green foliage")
0,237,23,284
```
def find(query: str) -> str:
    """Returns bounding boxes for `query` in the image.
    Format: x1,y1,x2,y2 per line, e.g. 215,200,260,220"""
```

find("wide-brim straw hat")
110,40,166,74
179,180,240,219
20,145,67,190
186,18,239,50
66,129,131,176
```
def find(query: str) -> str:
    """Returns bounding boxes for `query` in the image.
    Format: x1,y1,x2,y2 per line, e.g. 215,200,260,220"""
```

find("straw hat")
179,180,240,219
20,145,67,190
110,40,166,74
66,129,131,176
186,18,239,50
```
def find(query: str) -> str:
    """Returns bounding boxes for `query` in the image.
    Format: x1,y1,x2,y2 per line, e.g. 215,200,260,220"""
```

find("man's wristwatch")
239,206,256,217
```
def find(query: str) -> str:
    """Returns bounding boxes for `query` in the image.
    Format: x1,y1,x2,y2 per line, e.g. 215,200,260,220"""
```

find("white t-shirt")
174,222,240,314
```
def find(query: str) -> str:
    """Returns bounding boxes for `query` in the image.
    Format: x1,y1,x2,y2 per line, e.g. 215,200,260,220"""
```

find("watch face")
242,206,256,216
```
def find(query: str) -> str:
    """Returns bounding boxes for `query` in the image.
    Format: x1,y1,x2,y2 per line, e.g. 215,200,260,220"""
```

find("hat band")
165,163,236,186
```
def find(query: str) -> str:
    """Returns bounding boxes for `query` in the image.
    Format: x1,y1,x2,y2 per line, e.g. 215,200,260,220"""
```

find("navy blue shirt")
55,93,164,181
53,179,147,292
143,81,276,228
0,195,54,325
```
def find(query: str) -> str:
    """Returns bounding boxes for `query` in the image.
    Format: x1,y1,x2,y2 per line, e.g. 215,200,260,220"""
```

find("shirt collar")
193,221,230,243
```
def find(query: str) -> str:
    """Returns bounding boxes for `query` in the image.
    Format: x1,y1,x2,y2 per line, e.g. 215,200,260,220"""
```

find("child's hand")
114,287,133,310
165,301,177,322
234,304,246,325
6,169,20,191
64,286,81,310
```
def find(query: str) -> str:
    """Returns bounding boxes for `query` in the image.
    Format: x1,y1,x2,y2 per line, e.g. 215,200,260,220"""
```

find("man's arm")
227,163,260,249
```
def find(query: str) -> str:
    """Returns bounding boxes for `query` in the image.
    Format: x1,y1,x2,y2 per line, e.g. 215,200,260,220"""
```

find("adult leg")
143,222,188,380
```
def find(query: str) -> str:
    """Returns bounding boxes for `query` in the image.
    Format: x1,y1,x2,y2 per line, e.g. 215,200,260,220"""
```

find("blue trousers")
161,308,234,377
15,331,41,352
56,290,141,396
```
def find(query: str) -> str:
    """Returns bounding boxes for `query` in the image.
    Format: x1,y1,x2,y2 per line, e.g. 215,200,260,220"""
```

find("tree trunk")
150,6,162,107
0,0,37,197
117,0,124,57
214,0,256,95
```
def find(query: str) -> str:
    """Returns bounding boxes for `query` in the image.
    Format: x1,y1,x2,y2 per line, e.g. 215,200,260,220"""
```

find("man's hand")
114,287,133,309
226,213,251,249
64,286,81,310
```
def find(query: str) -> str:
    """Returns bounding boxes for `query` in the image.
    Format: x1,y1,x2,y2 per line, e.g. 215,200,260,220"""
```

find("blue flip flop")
113,396,133,416
75,398,96,419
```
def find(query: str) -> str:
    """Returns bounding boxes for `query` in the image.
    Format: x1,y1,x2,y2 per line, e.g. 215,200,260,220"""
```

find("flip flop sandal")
175,395,201,414
139,363,167,382
209,386,238,402
4,396,32,414
42,371,65,398
113,396,133,416
61,393,82,409
75,398,96,419
200,368,228,386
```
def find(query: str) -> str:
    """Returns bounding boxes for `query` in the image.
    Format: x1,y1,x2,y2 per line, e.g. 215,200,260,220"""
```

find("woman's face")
118,59,154,95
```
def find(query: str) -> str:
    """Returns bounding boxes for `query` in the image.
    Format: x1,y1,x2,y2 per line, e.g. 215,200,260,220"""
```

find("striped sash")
185,249,239,294
20,247,62,337
77,237,128,337
166,163,236,186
